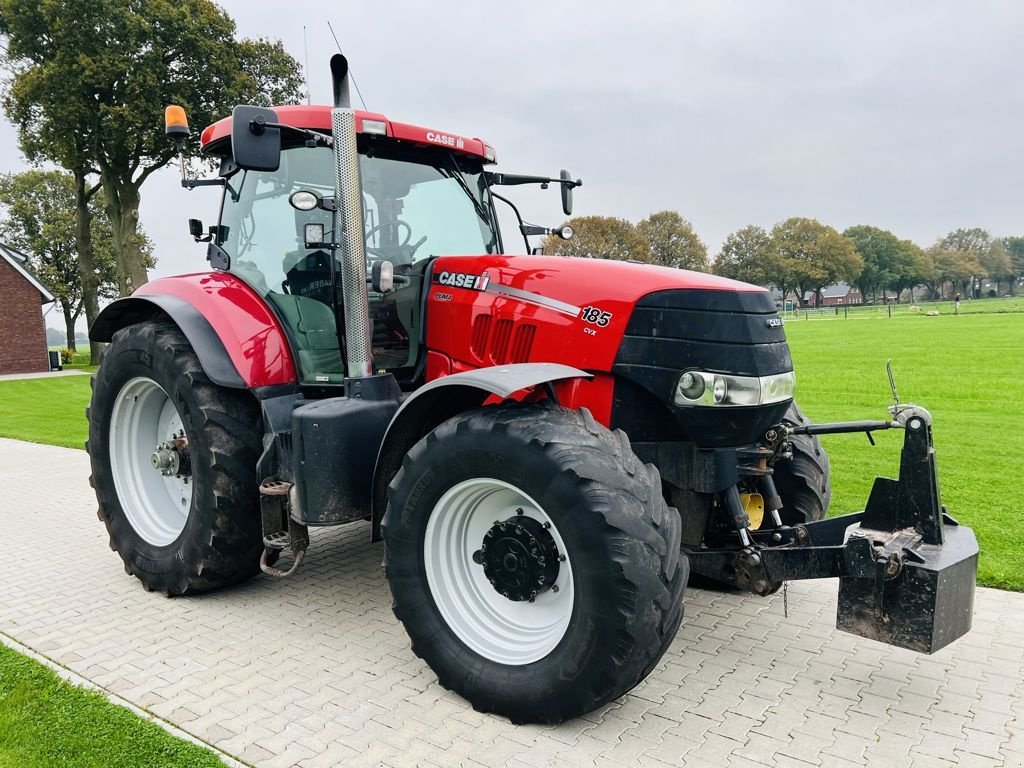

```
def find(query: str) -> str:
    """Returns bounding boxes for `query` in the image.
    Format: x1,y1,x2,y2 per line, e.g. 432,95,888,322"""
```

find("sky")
2,1,1022,332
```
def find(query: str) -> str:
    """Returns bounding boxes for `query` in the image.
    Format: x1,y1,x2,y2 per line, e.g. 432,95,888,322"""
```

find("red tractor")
87,56,977,724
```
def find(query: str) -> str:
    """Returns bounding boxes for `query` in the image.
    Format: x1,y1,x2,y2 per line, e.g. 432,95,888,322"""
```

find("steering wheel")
365,220,412,248
365,219,427,263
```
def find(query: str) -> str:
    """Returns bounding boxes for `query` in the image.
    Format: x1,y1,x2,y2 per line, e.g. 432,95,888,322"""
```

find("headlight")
674,370,795,407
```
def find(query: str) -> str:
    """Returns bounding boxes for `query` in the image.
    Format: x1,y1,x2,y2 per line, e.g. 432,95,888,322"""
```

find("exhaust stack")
330,53,373,379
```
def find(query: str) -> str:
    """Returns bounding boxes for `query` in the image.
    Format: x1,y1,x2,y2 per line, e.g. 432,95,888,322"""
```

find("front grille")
612,289,792,447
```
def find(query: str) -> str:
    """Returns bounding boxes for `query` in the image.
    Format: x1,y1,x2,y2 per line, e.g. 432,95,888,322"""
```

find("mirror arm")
485,172,583,190
490,191,531,253
181,178,226,190
254,121,333,148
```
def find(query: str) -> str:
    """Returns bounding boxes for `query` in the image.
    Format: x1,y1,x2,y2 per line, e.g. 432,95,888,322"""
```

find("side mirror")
231,105,281,172
371,260,395,293
560,169,573,216
188,218,204,239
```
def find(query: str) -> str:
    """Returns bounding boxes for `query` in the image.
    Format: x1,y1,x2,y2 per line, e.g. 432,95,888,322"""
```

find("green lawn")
0,376,90,449
786,312,1024,591
0,642,223,768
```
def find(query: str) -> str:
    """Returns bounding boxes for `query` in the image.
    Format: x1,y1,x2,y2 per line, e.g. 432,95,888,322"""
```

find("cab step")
259,477,308,578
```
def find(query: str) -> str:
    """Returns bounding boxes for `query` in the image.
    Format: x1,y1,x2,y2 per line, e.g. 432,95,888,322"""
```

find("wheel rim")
109,377,193,546
423,478,574,665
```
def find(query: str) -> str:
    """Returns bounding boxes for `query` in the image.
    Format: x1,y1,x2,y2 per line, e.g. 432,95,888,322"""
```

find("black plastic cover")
292,375,401,524
612,289,792,448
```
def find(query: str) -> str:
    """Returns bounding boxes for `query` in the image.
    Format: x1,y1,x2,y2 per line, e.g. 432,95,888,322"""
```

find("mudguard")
90,273,297,389
370,363,591,539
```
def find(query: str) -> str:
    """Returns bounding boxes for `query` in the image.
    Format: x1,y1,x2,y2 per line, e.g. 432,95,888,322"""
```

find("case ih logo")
436,271,490,291
426,131,465,149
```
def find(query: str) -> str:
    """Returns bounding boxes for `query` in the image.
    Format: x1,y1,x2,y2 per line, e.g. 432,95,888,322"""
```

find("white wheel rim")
109,377,193,546
423,478,574,665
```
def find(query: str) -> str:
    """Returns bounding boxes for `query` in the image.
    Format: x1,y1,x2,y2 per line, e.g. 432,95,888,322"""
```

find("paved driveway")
1,437,1021,768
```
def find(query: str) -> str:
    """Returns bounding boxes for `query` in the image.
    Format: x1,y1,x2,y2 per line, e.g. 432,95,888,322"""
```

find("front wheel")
383,403,687,724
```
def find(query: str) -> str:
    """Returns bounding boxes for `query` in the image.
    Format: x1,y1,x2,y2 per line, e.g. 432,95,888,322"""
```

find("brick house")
0,243,55,375
802,282,864,307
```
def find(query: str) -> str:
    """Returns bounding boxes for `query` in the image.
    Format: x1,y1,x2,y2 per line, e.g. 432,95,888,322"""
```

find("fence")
784,296,1024,321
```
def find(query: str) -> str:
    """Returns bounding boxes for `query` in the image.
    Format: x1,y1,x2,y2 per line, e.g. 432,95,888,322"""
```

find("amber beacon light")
165,105,190,139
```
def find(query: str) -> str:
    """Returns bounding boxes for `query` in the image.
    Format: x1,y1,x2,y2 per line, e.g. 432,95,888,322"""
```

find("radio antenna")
327,21,368,111
302,26,312,104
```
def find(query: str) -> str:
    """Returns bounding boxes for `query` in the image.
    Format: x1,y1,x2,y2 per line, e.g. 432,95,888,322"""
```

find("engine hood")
425,254,774,375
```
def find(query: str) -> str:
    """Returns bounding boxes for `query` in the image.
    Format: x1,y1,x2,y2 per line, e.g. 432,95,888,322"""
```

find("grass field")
2,312,1022,589
0,375,90,449
0,642,222,767
786,311,1024,591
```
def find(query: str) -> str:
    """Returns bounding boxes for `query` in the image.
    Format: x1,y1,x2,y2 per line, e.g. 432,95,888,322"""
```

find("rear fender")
370,363,590,540
90,273,297,389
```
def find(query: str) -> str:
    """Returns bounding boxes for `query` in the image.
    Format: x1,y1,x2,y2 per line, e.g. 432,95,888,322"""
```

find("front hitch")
688,405,978,654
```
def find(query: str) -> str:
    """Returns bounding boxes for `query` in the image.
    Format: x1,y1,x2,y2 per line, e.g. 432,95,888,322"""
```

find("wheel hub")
150,436,190,478
478,515,561,602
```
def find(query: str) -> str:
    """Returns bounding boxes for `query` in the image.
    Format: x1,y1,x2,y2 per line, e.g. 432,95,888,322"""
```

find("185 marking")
580,306,612,327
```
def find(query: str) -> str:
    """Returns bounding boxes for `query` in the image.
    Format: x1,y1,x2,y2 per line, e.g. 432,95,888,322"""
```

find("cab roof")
200,104,496,163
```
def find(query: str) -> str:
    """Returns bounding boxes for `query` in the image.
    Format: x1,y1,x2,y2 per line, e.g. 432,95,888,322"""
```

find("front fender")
90,273,297,389
370,363,591,540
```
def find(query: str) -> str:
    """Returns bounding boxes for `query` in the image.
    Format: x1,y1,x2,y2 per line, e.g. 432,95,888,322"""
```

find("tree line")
0,0,304,360
545,214,1024,306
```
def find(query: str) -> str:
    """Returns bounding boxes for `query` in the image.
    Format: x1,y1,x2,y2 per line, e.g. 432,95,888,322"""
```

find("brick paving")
2,436,1021,767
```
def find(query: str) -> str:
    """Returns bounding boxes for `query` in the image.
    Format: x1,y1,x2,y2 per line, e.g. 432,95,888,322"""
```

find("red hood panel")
425,255,769,374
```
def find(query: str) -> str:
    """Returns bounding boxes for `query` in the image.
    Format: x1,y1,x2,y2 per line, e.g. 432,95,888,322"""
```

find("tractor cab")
197,107,502,387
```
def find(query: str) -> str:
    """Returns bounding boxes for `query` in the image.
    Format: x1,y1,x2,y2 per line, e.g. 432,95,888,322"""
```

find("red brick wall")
0,257,49,374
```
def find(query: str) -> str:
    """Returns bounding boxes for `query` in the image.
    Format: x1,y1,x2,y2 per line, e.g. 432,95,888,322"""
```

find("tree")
888,240,927,302
980,239,1013,296
843,225,903,303
0,170,129,349
713,225,771,286
925,241,980,299
543,216,651,261
1,0,303,296
939,228,990,298
770,217,862,307
1003,237,1024,296
636,210,708,271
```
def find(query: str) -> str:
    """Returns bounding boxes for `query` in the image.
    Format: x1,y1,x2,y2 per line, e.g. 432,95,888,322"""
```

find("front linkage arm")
688,406,978,654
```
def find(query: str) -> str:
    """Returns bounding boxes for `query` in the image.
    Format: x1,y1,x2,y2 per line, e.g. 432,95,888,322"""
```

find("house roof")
0,242,55,303
821,282,855,299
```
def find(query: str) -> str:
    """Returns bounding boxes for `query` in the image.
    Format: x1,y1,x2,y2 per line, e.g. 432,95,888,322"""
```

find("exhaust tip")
330,54,351,109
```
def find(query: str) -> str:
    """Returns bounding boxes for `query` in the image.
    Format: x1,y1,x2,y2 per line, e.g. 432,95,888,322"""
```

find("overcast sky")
3,0,1022,331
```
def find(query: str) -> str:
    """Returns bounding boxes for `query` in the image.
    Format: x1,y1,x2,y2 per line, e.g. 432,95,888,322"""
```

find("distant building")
802,282,863,307
0,243,56,374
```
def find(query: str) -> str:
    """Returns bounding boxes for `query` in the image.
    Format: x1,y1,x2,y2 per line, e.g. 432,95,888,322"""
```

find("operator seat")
270,292,343,382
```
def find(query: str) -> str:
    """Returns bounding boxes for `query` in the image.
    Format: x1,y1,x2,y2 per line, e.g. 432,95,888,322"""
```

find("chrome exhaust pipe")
330,53,373,379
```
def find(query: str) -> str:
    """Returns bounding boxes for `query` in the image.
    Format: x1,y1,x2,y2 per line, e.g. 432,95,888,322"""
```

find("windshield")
220,144,499,294
218,143,499,385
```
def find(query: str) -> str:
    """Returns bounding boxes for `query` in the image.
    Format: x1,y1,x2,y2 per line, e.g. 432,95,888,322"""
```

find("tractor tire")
87,319,264,595
383,402,687,724
773,401,831,525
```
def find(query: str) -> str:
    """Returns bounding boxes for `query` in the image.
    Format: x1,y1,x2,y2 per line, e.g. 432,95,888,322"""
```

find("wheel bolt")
516,507,524,515
558,554,566,562
472,549,484,565
543,522,551,529
552,585,559,593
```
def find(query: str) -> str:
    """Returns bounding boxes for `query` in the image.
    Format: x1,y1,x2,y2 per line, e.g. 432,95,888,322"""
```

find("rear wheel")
383,403,687,724
87,320,264,595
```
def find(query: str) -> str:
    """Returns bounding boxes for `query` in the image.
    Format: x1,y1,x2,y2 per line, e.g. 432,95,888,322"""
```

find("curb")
0,630,250,768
